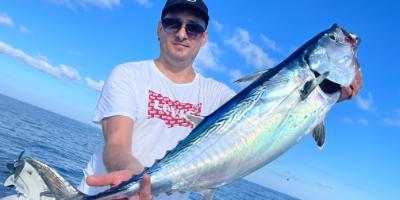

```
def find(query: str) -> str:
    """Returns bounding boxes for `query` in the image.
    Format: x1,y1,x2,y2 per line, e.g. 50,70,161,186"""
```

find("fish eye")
328,33,336,41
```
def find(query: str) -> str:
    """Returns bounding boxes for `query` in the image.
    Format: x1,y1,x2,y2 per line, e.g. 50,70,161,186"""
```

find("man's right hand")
86,170,152,200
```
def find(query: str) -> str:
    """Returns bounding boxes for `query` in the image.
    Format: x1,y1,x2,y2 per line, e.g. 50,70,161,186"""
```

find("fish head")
306,23,360,87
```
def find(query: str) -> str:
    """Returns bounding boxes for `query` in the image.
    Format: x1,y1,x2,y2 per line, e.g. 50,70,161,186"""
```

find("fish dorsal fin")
301,71,330,100
186,113,205,127
312,121,326,149
234,69,269,83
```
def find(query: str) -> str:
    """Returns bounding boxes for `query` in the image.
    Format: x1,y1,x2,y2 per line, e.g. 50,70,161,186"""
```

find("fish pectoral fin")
234,69,269,83
312,121,326,149
301,71,330,100
186,113,205,126
199,189,217,200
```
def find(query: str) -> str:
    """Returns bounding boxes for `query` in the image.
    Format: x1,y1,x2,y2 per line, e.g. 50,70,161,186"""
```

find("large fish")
3,23,360,200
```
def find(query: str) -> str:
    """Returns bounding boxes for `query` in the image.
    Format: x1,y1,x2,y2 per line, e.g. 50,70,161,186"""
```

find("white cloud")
19,25,31,34
82,0,120,9
48,0,77,10
0,40,81,81
383,108,400,127
342,117,354,124
342,117,369,126
229,69,244,83
211,20,223,32
36,54,49,63
0,40,105,92
383,118,400,127
195,41,224,72
57,64,81,80
85,77,104,92
0,14,31,34
356,93,376,113
260,34,280,52
134,0,152,7
225,28,276,69
49,0,121,9
0,13,13,27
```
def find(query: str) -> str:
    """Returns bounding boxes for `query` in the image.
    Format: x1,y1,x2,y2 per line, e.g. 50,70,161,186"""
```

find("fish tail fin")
4,157,89,199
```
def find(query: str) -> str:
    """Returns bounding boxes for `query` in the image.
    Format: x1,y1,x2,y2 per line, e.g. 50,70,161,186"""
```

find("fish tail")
4,157,90,199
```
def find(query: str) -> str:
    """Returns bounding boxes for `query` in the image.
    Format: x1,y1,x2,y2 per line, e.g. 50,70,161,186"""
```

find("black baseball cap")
161,0,209,27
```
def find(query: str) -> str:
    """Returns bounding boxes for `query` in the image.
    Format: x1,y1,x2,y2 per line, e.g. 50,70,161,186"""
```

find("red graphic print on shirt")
147,90,202,128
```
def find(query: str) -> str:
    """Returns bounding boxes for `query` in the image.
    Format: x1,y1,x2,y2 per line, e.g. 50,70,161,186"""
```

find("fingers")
342,86,353,99
349,68,363,97
86,170,134,187
139,175,152,200
86,171,152,199
353,68,363,95
338,67,363,102
127,175,152,200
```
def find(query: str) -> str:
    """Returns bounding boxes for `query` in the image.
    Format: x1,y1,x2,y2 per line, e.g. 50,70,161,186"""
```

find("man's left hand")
338,68,363,102
86,171,152,200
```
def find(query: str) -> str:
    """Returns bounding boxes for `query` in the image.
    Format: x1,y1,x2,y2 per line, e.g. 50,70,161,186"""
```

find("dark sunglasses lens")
162,18,205,39
186,24,205,38
162,18,181,33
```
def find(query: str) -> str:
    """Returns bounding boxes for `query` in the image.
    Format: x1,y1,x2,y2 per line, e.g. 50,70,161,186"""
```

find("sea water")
0,93,299,200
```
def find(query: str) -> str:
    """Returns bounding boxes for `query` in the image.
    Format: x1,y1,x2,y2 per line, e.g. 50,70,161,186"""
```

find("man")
78,0,363,200
78,0,235,199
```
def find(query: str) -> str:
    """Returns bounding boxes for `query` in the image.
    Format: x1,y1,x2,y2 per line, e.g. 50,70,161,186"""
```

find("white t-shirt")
78,60,235,199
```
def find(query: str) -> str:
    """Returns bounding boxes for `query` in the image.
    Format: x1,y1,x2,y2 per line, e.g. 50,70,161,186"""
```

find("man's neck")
154,57,196,84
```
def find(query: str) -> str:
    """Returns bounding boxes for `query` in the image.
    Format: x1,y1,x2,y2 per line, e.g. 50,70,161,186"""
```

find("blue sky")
0,1,399,200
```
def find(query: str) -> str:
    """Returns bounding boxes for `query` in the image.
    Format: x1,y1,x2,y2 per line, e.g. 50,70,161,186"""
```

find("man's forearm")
103,144,144,175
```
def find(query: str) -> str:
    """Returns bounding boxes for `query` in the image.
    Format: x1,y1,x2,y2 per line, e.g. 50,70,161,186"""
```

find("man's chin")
169,52,191,61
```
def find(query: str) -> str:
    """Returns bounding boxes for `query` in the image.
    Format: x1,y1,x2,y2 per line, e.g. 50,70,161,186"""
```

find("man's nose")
176,25,188,40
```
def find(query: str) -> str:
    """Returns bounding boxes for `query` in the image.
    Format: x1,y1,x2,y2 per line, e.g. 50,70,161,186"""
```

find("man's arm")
101,115,143,174
86,115,152,199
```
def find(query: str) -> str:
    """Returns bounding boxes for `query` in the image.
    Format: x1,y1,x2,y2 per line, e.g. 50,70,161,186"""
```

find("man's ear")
200,29,208,47
157,22,162,39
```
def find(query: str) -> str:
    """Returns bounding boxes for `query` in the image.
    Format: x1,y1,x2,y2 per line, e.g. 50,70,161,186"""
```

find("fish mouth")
332,23,360,49
343,29,360,49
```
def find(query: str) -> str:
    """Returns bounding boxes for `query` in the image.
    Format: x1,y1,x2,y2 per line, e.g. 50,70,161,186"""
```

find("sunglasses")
161,18,206,40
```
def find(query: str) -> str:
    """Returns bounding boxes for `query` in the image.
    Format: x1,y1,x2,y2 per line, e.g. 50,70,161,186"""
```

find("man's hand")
86,170,152,200
338,68,363,102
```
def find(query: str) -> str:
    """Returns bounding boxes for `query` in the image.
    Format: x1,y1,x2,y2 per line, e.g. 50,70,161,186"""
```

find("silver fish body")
3,24,360,200
90,23,360,199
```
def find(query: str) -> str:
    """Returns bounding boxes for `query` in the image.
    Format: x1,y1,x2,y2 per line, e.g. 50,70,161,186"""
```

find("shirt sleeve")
92,65,139,123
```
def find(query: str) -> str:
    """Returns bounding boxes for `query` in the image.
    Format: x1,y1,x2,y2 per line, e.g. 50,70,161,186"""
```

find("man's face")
157,10,208,64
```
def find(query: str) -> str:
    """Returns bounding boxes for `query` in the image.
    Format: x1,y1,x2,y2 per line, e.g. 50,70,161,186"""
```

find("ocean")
0,93,299,200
